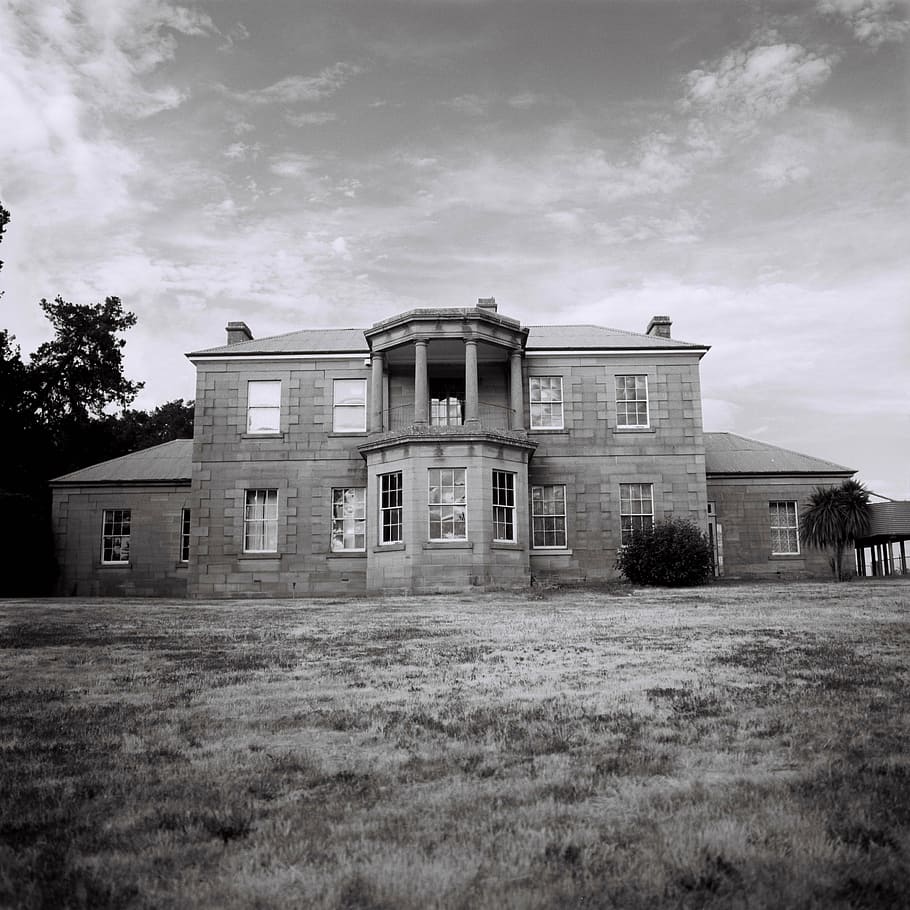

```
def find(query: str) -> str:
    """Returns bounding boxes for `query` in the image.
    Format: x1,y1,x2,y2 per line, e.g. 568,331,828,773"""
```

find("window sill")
239,552,280,560
327,551,367,559
175,562,189,570
242,433,284,440
99,562,131,569
374,542,405,552
613,427,656,434
328,431,368,438
529,428,568,435
492,541,523,550
769,554,802,560
530,548,573,556
423,540,474,550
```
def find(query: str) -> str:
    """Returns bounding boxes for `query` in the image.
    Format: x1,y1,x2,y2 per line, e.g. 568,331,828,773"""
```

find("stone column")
414,338,429,425
370,351,384,433
464,339,479,425
509,348,524,430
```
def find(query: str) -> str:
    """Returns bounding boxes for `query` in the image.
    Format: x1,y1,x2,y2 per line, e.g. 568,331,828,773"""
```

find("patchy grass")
1,580,908,909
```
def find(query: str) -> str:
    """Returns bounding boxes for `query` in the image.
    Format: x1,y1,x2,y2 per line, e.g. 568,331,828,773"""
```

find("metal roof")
704,432,854,476
51,439,193,484
526,324,704,351
189,328,369,357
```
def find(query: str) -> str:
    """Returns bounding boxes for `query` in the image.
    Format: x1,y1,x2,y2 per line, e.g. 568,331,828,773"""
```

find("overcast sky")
1,0,908,497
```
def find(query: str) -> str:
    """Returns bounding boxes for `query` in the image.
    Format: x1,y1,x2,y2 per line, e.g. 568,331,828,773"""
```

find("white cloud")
229,62,362,105
818,0,910,46
446,93,489,116
285,111,338,126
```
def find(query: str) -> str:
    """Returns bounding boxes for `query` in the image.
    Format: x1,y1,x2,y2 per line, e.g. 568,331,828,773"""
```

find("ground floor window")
428,468,467,540
101,509,131,563
380,472,403,544
769,501,800,554
531,484,566,548
180,508,191,562
620,483,653,546
493,471,516,542
244,489,278,552
332,488,366,551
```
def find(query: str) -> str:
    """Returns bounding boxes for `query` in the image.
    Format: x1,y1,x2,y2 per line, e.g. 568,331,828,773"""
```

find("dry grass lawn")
1,580,909,909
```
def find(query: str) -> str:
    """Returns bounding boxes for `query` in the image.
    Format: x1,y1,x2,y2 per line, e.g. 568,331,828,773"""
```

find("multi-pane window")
620,483,654,546
531,485,566,548
769,501,800,555
615,375,649,428
333,379,367,432
247,380,281,434
101,509,131,563
244,489,278,553
380,472,403,544
331,488,366,552
492,471,516,542
180,508,191,563
431,396,464,426
529,376,564,429
428,468,467,540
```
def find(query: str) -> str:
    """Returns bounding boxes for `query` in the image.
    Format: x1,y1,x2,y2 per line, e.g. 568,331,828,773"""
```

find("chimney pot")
646,315,672,339
477,296,497,313
226,321,253,345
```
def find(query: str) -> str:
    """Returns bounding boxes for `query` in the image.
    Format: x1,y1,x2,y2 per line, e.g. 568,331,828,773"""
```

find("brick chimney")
477,297,497,313
226,321,253,345
646,316,671,339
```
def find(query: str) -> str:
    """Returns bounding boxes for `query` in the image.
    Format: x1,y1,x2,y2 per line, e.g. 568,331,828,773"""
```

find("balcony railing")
385,400,515,432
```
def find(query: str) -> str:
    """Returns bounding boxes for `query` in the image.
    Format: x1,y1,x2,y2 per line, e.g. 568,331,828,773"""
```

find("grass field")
1,581,909,909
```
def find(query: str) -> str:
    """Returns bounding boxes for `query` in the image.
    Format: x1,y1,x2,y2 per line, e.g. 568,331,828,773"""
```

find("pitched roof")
188,322,706,357
51,439,193,484
704,432,854,476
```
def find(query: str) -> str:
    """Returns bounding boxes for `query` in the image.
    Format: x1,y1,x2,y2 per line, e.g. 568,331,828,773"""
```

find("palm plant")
801,479,871,580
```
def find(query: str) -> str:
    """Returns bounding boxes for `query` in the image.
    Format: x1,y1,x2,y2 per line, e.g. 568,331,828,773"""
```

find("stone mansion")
51,298,856,596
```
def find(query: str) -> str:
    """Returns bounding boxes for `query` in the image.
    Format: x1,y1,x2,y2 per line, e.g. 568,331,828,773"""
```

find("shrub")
616,518,713,586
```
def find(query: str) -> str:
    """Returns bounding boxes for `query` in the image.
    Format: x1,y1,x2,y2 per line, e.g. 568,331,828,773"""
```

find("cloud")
818,0,910,46
446,93,489,116
285,111,338,126
218,21,250,53
229,62,362,105
681,38,837,126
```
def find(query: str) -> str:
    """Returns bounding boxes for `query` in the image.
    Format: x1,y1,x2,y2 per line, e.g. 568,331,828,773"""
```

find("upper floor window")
769,501,799,555
428,468,467,540
620,483,653,546
492,471,516,542
179,508,191,563
331,488,366,552
333,379,367,432
247,380,281,434
615,375,649,428
101,509,130,564
244,489,278,553
529,376,564,429
380,472,403,544
531,484,567,548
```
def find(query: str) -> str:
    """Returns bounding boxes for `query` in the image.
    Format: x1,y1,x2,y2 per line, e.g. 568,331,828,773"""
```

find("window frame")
331,487,366,553
246,380,282,435
492,470,517,543
179,507,191,563
769,500,800,555
243,489,279,553
379,472,403,545
333,378,367,433
530,484,567,549
615,374,650,429
101,508,131,564
619,483,654,547
428,467,468,541
529,376,564,430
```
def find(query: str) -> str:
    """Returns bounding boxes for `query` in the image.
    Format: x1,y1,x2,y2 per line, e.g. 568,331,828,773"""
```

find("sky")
1,0,908,498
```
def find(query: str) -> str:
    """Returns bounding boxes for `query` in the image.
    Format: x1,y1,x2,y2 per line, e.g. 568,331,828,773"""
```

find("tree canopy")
801,479,871,581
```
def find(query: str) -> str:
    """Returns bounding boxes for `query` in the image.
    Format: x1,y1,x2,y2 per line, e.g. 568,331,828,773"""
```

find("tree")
616,518,714,586
801,479,871,581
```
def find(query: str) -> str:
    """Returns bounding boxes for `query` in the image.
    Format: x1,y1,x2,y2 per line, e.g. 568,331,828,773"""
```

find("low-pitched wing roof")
51,439,193,484
705,432,854,475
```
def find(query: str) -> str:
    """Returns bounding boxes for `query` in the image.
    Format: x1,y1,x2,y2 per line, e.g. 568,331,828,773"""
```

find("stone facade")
50,302,858,596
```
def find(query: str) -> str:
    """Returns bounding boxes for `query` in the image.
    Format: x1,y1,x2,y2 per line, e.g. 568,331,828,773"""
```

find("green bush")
616,518,713,586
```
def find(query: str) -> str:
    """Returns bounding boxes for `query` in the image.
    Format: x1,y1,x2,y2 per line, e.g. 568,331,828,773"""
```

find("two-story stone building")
51,299,857,596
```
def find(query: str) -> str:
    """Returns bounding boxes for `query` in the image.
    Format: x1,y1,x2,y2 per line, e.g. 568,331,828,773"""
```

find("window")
244,489,278,553
620,483,653,546
493,471,516,542
247,380,281,434
332,488,366,552
531,485,566,548
180,508,191,563
428,468,467,540
101,509,131,563
529,376,564,429
770,501,800,555
380,472,403,544
333,379,367,432
616,375,649,428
